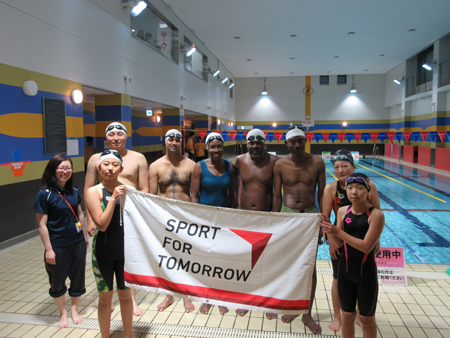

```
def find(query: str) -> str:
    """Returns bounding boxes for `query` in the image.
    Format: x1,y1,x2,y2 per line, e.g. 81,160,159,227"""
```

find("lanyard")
58,192,82,228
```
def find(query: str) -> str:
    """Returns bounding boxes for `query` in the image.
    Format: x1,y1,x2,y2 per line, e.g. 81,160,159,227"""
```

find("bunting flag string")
378,132,387,143
329,133,338,143
237,131,244,142
266,132,274,143
199,130,207,141
221,131,229,141
345,133,354,144
370,133,379,143
274,132,283,143
361,133,370,143
403,132,411,143
428,131,437,143
322,133,330,143
305,133,314,143
229,131,237,141
394,132,403,143
314,134,322,143
420,131,429,142
438,131,446,143
354,133,362,143
337,133,346,143
411,132,420,143
387,132,395,143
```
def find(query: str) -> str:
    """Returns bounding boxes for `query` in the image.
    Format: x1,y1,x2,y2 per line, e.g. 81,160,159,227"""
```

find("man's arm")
148,163,159,195
84,154,99,237
137,154,149,193
316,158,326,213
272,161,282,212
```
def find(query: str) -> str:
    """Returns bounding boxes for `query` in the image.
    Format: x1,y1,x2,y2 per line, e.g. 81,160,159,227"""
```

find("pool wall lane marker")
355,162,447,203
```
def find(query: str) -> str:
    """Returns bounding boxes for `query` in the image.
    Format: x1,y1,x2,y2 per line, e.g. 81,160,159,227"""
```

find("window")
320,76,329,85
337,75,347,85
131,2,179,63
184,37,208,81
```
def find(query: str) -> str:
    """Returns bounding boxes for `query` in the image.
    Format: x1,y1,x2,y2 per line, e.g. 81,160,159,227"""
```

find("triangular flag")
314,134,322,143
438,131,446,142
346,133,354,144
221,131,229,141
411,132,420,143
244,131,249,139
306,133,314,143
370,132,379,143
354,133,362,143
394,132,403,143
428,131,437,142
206,130,214,136
229,229,272,269
199,130,207,141
322,133,330,143
337,133,346,143
216,130,222,135
237,131,244,142
378,132,387,143
281,132,286,141
229,131,236,141
420,131,429,142
329,133,338,143
361,133,370,143
403,132,411,143
446,131,450,142
264,132,268,139
267,132,274,142
274,132,283,142
387,132,395,143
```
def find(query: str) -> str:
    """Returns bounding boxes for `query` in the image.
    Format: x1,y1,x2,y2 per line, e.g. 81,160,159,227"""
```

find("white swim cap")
99,150,123,165
205,132,224,146
286,125,306,140
105,122,128,137
165,129,182,139
247,128,266,141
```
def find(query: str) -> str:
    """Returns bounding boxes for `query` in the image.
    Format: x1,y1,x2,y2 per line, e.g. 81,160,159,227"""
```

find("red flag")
274,132,283,142
229,131,237,141
199,130,207,141
370,133,379,143
337,133,346,143
305,133,314,143
322,133,330,143
403,132,411,143
244,131,249,139
438,131,447,142
354,133,362,143
420,131,429,142
387,132,395,143
264,132,268,139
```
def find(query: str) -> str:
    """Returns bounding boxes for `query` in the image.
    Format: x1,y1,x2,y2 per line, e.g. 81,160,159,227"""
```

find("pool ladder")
372,145,379,159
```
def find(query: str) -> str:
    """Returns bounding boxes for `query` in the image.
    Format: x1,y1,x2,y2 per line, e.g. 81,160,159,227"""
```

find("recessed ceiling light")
290,72,294,74
364,69,368,71
408,29,416,32
234,37,241,39
380,54,385,56
254,72,258,74
335,56,339,58
247,59,251,61
290,57,295,60
327,71,330,73
348,32,355,35
290,35,297,37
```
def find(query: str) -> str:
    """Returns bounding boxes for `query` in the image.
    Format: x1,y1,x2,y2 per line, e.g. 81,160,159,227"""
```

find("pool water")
318,158,450,264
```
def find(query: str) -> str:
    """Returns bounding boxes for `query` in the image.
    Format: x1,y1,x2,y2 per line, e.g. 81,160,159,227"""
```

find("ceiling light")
272,122,277,127
186,45,196,57
342,122,348,127
393,79,401,85
261,77,268,96
408,29,416,32
131,1,147,16
222,77,228,84
71,90,83,104
290,35,297,37
350,75,357,93
213,69,220,77
234,37,241,39
348,32,355,35
335,56,339,58
156,116,161,122
218,119,221,125
230,122,233,126
229,83,235,89
247,59,251,61
422,63,432,71
380,54,385,57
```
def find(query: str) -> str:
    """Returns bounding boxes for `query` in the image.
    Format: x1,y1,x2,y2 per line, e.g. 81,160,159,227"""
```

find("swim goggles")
207,135,224,142
166,132,182,139
331,154,354,165
345,176,370,191
247,135,265,141
106,124,127,133
99,149,123,163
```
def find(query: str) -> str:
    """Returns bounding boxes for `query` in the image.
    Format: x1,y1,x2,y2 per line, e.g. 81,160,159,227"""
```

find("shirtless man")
85,122,149,316
234,128,279,319
148,129,196,313
273,124,325,334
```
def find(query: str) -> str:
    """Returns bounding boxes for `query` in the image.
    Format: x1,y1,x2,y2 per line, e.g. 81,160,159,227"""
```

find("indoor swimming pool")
319,158,450,265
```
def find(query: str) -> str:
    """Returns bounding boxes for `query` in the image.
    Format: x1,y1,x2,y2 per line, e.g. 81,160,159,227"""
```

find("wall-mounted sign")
146,109,153,116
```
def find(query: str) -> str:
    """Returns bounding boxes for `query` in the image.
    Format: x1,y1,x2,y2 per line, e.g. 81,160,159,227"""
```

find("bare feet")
111,300,115,313
218,306,229,315
71,306,84,324
58,309,68,328
356,314,363,329
200,303,212,315
266,313,277,320
183,299,195,313
236,309,249,316
133,301,143,316
157,295,174,312
328,316,341,332
302,313,322,334
281,314,298,323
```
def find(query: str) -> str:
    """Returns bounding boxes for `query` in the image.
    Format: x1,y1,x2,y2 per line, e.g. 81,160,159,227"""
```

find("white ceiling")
164,0,450,77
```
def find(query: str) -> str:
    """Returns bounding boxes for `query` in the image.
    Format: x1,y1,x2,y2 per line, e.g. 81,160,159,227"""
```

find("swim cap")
165,129,182,139
345,172,370,192
205,132,224,147
247,128,266,141
331,149,354,165
99,150,123,165
105,122,128,137
286,124,306,140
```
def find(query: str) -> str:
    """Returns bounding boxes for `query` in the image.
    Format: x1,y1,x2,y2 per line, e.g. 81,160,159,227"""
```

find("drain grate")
0,313,338,338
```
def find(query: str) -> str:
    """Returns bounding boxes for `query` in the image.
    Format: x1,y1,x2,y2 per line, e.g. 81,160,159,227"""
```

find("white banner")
122,189,321,314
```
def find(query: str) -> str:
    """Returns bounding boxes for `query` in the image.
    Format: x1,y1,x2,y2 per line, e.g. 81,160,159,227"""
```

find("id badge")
75,221,82,233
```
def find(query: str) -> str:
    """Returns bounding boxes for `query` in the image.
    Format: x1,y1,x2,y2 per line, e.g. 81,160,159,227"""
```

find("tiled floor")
0,236,449,337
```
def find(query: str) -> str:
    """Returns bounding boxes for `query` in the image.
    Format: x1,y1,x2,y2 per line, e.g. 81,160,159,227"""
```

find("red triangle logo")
230,229,272,269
